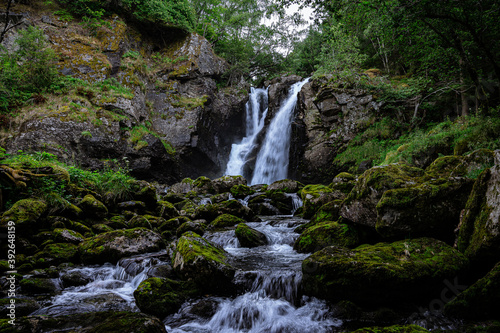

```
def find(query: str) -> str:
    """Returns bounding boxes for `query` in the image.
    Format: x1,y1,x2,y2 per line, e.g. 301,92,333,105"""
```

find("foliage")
0,26,59,113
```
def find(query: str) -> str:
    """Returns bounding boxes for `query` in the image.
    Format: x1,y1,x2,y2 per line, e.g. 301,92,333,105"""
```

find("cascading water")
225,87,269,177
250,78,309,185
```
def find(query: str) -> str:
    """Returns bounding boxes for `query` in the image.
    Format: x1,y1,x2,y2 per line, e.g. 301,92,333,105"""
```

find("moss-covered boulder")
302,237,468,305
425,149,495,179
159,216,191,233
0,199,47,230
34,243,79,267
52,228,85,244
457,150,500,266
0,298,40,317
444,262,500,320
176,220,206,236
79,194,108,219
2,311,167,333
230,184,255,198
199,200,256,222
173,231,235,293
193,176,216,194
19,277,60,295
157,200,180,220
117,200,147,214
266,179,304,193
131,180,158,208
300,184,337,218
351,325,429,332
376,177,473,241
210,214,246,229
235,223,268,247
340,164,424,228
134,277,198,318
175,199,199,219
212,175,247,193
294,221,360,253
79,228,163,264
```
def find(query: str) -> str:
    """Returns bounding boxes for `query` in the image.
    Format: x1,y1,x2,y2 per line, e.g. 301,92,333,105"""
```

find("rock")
177,220,206,236
425,149,495,179
0,298,40,317
340,164,425,228
156,200,179,219
266,179,303,193
350,325,429,332
199,200,255,222
0,199,47,231
302,238,468,305
7,311,167,333
230,184,255,199
60,270,92,287
376,177,473,241
210,214,246,229
172,231,235,293
33,243,79,267
300,184,337,218
134,277,198,318
457,150,500,267
193,176,216,194
20,277,60,295
212,175,247,194
444,262,500,320
52,228,85,244
131,180,158,208
235,223,268,247
117,201,146,214
79,228,164,264
294,221,360,253
79,194,108,219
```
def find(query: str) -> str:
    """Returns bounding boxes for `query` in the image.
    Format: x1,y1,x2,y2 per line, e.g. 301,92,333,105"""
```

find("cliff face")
1,5,248,183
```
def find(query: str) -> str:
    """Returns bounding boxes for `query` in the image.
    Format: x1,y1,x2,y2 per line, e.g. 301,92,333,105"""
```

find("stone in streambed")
235,223,268,248
294,221,360,253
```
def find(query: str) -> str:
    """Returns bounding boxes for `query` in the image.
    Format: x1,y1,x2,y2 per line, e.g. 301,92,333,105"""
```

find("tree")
0,0,24,44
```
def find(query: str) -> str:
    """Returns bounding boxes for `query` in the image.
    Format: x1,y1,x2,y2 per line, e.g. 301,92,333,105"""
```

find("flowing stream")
164,215,342,333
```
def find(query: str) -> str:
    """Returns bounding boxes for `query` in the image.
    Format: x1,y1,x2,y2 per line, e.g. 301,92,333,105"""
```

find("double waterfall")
225,79,309,185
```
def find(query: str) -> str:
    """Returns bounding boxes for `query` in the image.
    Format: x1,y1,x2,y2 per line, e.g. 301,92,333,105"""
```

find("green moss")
294,221,359,253
34,243,79,266
174,231,229,266
235,223,268,247
230,184,255,198
351,325,429,332
301,184,332,200
1,199,47,227
210,213,246,229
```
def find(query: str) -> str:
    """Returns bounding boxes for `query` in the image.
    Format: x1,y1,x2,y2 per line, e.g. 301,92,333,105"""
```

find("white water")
225,87,269,177
251,79,309,185
165,216,342,333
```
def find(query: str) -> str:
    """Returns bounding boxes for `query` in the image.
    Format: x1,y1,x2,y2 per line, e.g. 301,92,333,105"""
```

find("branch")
0,0,23,44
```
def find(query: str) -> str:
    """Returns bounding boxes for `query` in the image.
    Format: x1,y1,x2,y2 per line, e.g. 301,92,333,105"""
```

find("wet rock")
173,232,235,293
294,221,360,253
199,200,256,222
0,298,40,317
60,270,92,287
20,277,60,295
300,184,336,219
177,220,206,236
189,298,219,318
444,261,500,320
33,243,79,267
230,184,255,199
210,214,245,229
266,179,304,193
79,194,108,219
134,277,198,318
212,175,247,194
235,223,268,248
157,200,180,220
79,228,164,264
457,150,500,267
302,237,468,305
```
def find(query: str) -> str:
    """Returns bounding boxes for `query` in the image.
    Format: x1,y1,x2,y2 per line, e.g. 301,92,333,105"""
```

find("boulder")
230,184,255,199
0,199,47,231
444,262,500,320
20,277,60,295
176,220,206,236
34,243,79,267
212,175,247,194
79,194,108,219
199,200,256,222
266,179,303,193
52,228,85,244
0,298,40,317
235,223,268,247
340,164,424,228
457,150,500,267
210,214,246,229
300,184,337,218
294,221,360,253
134,277,198,318
302,238,468,305
172,231,235,293
79,228,164,264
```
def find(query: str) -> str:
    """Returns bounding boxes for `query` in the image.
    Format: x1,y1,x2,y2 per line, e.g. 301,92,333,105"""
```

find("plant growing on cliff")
0,26,59,113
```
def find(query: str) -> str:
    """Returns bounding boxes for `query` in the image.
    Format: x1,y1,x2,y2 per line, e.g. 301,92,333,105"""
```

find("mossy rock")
376,177,473,241
425,149,495,179
294,221,360,253
351,325,429,332
176,220,206,236
157,200,179,219
128,215,154,229
307,200,343,226
340,163,425,228
159,216,191,232
34,243,79,267
444,261,500,320
175,199,199,219
212,175,247,193
172,231,235,293
91,223,114,234
0,298,40,317
230,184,255,198
131,180,158,208
210,214,245,229
134,277,198,318
0,199,47,230
300,184,340,218
106,215,128,229
117,201,147,214
52,228,85,244
302,237,468,305
193,176,215,194
79,228,164,264
60,270,92,287
266,179,304,193
19,277,59,295
235,223,268,248
68,220,93,237
1,311,167,333
79,194,108,219
199,200,255,222
457,151,500,266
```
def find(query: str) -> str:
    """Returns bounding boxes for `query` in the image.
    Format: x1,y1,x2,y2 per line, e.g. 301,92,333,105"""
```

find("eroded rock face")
457,150,500,266
302,238,468,305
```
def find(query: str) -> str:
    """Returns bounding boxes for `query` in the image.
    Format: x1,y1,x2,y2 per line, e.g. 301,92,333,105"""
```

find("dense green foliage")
0,26,59,113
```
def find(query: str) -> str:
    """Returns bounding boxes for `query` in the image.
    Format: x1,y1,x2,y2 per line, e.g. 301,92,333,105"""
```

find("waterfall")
224,87,268,177
251,78,309,185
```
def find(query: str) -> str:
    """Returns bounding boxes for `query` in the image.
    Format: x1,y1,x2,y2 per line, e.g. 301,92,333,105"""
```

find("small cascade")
225,87,269,177
285,192,303,215
251,79,309,185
